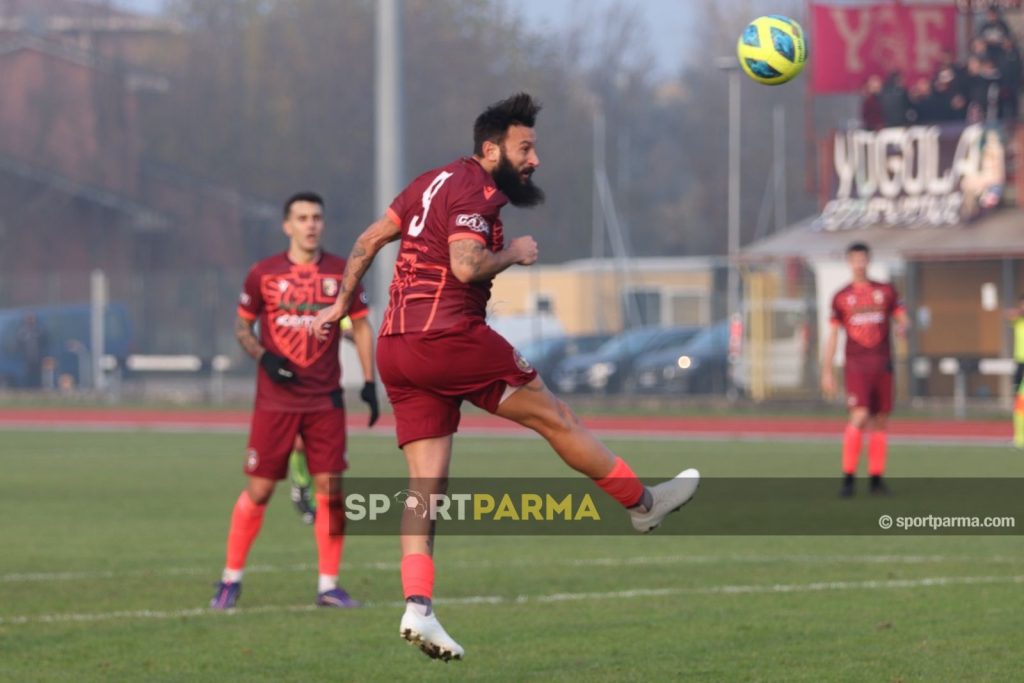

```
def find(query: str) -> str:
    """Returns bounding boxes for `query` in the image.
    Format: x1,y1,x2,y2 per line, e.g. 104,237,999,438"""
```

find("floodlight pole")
717,57,741,394
373,0,403,318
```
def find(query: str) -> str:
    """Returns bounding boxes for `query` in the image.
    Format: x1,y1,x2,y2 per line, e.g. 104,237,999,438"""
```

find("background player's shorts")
377,319,538,447
844,368,892,415
244,408,347,479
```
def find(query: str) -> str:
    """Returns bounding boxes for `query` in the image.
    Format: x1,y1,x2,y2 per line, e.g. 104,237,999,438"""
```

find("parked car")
632,320,730,395
518,333,612,383
0,303,133,387
553,325,701,394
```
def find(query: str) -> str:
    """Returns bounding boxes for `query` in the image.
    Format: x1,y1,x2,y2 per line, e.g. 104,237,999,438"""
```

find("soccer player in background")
821,242,908,497
1002,294,1024,447
310,93,700,660
209,192,379,610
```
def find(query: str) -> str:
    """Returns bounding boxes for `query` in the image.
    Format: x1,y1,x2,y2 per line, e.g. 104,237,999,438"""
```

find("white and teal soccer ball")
737,15,808,86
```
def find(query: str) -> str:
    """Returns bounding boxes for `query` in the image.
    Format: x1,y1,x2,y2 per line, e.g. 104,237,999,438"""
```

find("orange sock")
401,553,435,600
593,456,645,508
868,432,888,476
315,493,344,577
842,425,863,475
225,491,266,572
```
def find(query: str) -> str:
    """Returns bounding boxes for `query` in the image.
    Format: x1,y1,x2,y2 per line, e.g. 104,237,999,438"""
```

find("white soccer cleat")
399,604,464,662
629,468,700,533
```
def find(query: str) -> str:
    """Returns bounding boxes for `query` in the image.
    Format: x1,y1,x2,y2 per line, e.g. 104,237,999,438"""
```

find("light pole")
716,57,741,394
373,0,403,317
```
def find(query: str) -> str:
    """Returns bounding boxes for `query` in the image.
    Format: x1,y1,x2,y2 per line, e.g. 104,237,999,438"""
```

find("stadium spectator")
978,7,1015,52
996,37,1021,120
907,78,935,124
861,75,884,130
931,68,967,122
14,312,47,389
879,71,910,127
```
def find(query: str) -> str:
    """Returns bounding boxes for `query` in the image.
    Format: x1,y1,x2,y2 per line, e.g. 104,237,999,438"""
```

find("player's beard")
493,151,545,207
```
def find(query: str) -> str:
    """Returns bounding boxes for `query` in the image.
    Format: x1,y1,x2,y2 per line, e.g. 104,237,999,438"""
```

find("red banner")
811,3,958,94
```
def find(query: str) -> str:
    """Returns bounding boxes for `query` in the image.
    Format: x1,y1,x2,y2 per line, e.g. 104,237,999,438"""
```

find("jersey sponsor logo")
847,312,885,348
275,313,318,328
483,185,497,200
322,278,339,297
455,213,491,235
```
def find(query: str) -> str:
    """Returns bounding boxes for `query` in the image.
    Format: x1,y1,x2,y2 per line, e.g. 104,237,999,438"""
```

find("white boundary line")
2,553,1019,584
1,574,1021,626
0,421,1011,447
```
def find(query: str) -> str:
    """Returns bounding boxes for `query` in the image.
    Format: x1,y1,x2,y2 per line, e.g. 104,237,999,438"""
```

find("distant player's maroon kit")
238,252,368,477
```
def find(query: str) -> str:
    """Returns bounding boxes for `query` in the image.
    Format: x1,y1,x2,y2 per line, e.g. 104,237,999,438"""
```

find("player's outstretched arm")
450,235,538,284
310,215,401,340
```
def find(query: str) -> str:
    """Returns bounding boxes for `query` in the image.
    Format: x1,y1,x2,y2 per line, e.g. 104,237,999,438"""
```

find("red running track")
0,407,1010,443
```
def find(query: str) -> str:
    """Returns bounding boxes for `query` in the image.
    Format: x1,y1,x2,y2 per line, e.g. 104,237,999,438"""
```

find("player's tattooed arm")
450,235,538,283
235,316,264,361
337,216,402,310
310,214,400,341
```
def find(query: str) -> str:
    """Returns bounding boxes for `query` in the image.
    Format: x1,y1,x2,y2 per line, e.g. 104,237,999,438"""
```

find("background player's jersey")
830,280,903,372
382,156,507,336
238,252,369,412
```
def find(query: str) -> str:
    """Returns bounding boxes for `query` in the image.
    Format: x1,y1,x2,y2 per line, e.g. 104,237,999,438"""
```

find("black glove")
259,351,295,383
360,381,380,427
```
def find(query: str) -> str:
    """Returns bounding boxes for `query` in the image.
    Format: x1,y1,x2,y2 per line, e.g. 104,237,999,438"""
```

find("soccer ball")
737,15,807,86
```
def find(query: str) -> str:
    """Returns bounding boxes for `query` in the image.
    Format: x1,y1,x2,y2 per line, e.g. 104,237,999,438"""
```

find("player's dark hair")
846,242,871,256
473,93,542,155
283,191,324,219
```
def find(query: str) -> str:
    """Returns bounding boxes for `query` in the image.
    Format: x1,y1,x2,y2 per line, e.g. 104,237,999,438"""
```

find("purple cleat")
316,587,361,608
209,581,241,609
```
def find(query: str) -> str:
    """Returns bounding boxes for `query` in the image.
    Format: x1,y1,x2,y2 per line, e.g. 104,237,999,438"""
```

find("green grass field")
1,430,1022,682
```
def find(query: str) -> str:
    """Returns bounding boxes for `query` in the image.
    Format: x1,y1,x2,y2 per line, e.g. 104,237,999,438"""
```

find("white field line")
0,421,1010,447
1,553,1019,584
1,574,1021,626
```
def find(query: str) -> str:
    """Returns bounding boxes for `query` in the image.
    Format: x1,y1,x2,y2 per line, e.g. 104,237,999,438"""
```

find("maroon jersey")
830,281,903,372
381,156,506,335
238,252,369,412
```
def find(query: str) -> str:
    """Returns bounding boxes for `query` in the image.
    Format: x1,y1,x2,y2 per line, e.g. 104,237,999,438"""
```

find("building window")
623,288,661,326
529,292,554,314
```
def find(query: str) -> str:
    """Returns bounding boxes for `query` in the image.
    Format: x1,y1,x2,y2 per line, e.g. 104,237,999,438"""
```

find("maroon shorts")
844,368,892,415
244,408,347,480
377,319,538,447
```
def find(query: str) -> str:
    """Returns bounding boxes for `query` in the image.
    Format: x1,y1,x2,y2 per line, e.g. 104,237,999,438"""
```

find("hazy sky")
111,0,694,77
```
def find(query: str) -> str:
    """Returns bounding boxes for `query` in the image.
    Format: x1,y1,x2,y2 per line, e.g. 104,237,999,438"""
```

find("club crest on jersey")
514,349,533,373
456,213,491,235
873,289,884,304
245,448,259,471
261,270,332,369
322,278,339,297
